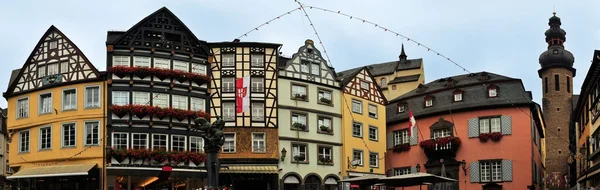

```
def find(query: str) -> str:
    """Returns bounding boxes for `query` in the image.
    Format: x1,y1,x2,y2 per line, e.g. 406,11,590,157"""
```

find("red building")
385,72,546,190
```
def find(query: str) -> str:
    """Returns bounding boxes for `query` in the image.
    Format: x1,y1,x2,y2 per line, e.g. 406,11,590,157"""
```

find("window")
154,58,170,69
352,100,362,113
479,117,501,134
251,102,264,121
85,86,100,108
352,149,363,166
19,130,29,153
171,135,186,151
318,146,332,164
381,78,387,88
392,85,397,90
361,81,369,89
39,93,52,115
251,77,264,92
84,121,100,146
61,62,69,73
133,56,151,67
191,97,205,111
191,63,207,75
223,78,235,92
292,84,307,96
318,117,332,133
39,127,52,150
311,63,320,75
222,54,235,67
544,77,548,94
112,132,128,149
17,98,29,118
251,54,264,67
554,74,560,91
49,41,58,49
47,63,58,75
172,95,188,110
133,91,150,105
113,56,130,66
62,89,77,110
454,92,463,102
38,65,46,77
394,129,409,145
300,61,309,73
398,104,405,113
480,160,502,182
152,134,168,150
190,136,204,152
425,98,433,107
173,60,188,72
62,123,76,147
368,126,378,141
292,113,307,130
112,91,129,106
292,143,308,162
368,104,378,118
567,76,571,93
132,133,149,149
6,160,9,174
488,88,498,98
223,102,235,121
432,128,451,139
394,167,411,176
369,152,379,167
223,133,236,153
252,133,266,153
352,122,363,137
318,89,332,104
150,93,167,108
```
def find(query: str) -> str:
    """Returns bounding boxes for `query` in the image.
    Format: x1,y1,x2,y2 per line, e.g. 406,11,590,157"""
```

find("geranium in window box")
135,66,153,79
173,70,188,83
419,137,462,158
392,143,411,153
189,152,207,166
171,109,188,121
154,107,169,120
130,105,153,119
320,97,332,105
108,148,128,163
319,125,331,132
479,133,491,142
293,155,305,161
109,66,136,79
150,149,169,165
186,73,211,86
292,122,306,130
110,105,130,118
489,132,503,142
128,148,150,164
319,157,332,164
187,110,209,120
292,94,307,100
169,151,189,166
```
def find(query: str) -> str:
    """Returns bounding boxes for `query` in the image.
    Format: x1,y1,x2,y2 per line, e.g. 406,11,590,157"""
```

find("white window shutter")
470,161,480,182
502,160,513,182
468,118,479,138
501,115,512,135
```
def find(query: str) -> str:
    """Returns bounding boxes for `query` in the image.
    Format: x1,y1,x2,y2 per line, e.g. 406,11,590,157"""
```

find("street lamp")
281,148,287,161
416,164,421,172
460,160,467,175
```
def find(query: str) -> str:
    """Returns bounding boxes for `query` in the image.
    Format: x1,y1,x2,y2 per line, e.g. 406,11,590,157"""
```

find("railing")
419,137,462,158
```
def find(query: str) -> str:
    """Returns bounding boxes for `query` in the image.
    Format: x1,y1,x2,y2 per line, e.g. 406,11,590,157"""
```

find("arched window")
304,175,321,190
283,175,301,190
381,78,387,88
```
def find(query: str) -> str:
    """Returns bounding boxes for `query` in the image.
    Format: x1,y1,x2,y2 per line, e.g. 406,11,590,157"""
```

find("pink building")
385,72,546,190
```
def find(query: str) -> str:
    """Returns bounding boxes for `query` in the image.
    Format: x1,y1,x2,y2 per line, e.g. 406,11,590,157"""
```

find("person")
222,185,228,190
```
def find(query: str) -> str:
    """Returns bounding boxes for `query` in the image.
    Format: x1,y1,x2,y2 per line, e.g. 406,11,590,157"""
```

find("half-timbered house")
3,25,105,189
208,40,281,189
337,67,387,187
104,7,211,190
278,39,342,190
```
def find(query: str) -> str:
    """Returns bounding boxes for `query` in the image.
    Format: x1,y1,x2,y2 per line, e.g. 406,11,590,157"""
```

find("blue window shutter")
502,160,513,182
470,161,480,182
468,118,479,138
501,115,512,135
410,127,418,146
386,132,394,150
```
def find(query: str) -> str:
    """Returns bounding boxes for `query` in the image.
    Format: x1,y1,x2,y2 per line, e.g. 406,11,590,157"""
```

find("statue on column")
193,117,226,189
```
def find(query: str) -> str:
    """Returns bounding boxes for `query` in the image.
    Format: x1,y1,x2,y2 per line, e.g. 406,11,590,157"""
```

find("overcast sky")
1,0,599,108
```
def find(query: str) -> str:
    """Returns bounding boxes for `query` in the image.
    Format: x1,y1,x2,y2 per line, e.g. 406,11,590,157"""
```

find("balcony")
419,137,462,158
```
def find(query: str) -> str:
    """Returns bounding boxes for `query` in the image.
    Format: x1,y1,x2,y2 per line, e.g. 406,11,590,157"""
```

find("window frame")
381,78,387,88
317,116,333,135
310,62,320,75
38,92,53,115
352,122,363,138
112,132,129,150
112,91,129,106
84,121,100,146
393,129,410,145
424,97,433,107
361,80,369,90
152,133,169,150
398,104,406,113
479,160,503,182
291,112,309,132
251,102,265,121
39,126,52,151
317,88,333,105
369,152,379,168
132,91,150,105
317,145,333,165
61,122,77,148
171,135,187,151
153,58,171,69
488,87,498,98
222,133,236,153
172,94,188,110
191,97,205,111
17,97,29,119
222,102,236,121
49,41,58,50
153,93,169,108
62,88,78,111
222,77,235,92
453,90,463,102
394,167,411,176
84,85,101,109
189,136,204,153
352,99,363,114
221,53,235,67
47,63,59,75
368,126,378,141
250,54,264,67
38,65,46,78
368,104,378,118
291,83,308,101
173,60,189,72
61,61,69,73
18,130,30,153
191,63,207,75
133,56,151,67
112,56,131,67
478,116,502,134
291,142,309,163
250,77,264,93
131,133,149,150
352,149,364,166
251,132,266,153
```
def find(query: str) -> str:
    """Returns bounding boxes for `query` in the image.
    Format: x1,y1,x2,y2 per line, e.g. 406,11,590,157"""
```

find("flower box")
108,148,128,163
293,94,307,101
293,155,305,161
108,105,209,121
107,66,211,85
320,97,332,104
319,157,332,164
419,137,462,158
478,133,490,142
392,143,411,153
110,105,130,118
319,125,331,132
135,67,153,79
489,132,503,142
109,66,136,79
292,122,306,130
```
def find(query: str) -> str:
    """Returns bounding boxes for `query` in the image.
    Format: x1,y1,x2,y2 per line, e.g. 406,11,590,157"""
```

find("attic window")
424,96,434,107
398,103,406,113
361,81,369,89
49,41,58,50
453,90,463,102
488,86,498,98
480,72,489,80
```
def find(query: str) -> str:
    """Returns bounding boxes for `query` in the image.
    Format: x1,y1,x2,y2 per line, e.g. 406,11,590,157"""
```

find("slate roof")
338,58,422,78
386,72,534,124
106,31,126,44
7,69,21,91
572,95,579,111
278,56,291,69
339,67,364,86
388,74,421,84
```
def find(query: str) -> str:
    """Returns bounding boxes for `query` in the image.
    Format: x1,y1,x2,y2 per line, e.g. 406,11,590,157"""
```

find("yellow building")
338,66,387,180
338,45,424,101
3,26,105,189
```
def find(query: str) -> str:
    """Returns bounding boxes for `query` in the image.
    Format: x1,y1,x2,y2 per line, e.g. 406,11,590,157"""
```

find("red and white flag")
236,76,250,113
408,111,417,137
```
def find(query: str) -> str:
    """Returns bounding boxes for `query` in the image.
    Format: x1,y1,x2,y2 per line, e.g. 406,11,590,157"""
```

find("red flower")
109,66,137,76
489,132,503,141
189,152,207,165
150,149,169,163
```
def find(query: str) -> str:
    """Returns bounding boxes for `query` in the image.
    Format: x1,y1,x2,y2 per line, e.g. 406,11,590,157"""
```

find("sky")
1,0,599,108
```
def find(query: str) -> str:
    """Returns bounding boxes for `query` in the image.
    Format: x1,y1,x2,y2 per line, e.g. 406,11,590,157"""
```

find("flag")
236,76,250,113
408,111,416,137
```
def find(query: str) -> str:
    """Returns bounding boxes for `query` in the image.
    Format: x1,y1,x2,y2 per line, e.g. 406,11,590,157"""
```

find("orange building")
385,72,546,190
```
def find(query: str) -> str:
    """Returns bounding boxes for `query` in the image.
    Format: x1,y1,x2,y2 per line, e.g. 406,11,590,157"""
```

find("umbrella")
377,172,457,187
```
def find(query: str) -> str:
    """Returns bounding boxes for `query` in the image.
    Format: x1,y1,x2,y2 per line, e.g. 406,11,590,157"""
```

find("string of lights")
236,7,303,40
296,1,333,68
20,131,108,167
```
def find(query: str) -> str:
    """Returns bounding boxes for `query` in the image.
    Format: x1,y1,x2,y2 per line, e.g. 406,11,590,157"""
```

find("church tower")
538,12,576,188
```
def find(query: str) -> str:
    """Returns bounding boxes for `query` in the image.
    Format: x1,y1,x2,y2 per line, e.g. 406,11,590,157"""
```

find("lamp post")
416,164,421,172
193,117,225,189
281,148,287,161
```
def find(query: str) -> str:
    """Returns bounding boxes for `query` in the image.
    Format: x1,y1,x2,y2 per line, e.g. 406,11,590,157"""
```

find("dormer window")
488,85,498,98
424,96,434,107
398,104,406,113
381,78,387,88
454,92,463,102
480,72,489,80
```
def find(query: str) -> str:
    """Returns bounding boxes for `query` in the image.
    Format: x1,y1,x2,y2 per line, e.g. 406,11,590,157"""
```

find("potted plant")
293,93,307,100
292,122,305,130
319,125,331,132
478,133,491,142
293,155,305,161
150,149,169,165
489,132,503,142
320,97,332,104
392,143,411,153
109,148,128,163
319,157,332,164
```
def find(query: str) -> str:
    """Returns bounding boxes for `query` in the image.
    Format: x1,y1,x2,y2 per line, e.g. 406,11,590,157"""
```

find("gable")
279,40,339,87
4,26,101,97
343,68,386,105
112,7,209,57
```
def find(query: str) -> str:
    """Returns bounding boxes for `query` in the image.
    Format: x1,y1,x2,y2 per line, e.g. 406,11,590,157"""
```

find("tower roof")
539,12,575,77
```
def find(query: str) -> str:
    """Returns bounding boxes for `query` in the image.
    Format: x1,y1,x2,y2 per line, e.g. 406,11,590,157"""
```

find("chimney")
233,39,240,43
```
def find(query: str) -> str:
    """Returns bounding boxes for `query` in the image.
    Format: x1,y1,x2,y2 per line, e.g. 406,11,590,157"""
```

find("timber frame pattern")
4,26,101,98
343,68,386,105
209,42,281,128
279,40,340,88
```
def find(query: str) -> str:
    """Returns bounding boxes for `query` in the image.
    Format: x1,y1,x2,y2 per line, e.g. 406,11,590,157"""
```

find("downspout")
102,73,107,190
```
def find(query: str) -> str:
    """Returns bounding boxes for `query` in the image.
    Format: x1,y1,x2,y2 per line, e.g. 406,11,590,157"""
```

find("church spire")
399,44,407,62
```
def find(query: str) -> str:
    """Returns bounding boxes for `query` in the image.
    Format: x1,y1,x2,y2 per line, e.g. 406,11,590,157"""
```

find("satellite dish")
351,159,360,166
